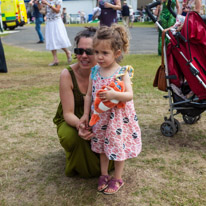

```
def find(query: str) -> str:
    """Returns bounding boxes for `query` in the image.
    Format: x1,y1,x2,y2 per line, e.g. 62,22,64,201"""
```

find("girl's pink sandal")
98,175,110,192
103,178,124,195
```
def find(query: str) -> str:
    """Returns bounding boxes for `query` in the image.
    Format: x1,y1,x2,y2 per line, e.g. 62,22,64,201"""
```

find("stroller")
146,0,206,137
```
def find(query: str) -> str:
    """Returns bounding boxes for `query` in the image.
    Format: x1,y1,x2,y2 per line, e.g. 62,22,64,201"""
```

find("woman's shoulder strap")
66,66,78,90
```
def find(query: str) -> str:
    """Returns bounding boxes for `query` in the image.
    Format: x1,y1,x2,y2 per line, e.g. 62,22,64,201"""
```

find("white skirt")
45,18,71,50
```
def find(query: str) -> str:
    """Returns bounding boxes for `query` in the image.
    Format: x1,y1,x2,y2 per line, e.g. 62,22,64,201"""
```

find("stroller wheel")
160,121,177,137
168,117,180,133
182,115,199,124
195,115,201,122
173,118,180,133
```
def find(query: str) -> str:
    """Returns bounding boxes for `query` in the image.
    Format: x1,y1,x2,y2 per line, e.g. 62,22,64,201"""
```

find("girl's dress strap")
91,65,100,80
116,65,134,81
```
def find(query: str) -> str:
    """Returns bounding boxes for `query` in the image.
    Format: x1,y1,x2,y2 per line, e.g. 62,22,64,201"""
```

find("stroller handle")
145,1,161,23
167,0,177,18
145,1,171,40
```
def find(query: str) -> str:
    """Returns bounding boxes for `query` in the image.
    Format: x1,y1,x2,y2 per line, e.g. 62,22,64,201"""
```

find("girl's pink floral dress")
90,65,142,161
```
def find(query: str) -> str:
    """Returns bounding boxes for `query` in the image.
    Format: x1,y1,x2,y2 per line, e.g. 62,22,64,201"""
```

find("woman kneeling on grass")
80,24,142,194
53,27,114,178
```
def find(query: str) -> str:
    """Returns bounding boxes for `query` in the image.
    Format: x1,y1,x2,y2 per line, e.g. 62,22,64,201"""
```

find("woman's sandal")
98,175,111,192
103,178,124,195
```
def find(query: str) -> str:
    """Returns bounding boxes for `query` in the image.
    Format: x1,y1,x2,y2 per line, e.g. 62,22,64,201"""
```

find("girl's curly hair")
93,24,129,62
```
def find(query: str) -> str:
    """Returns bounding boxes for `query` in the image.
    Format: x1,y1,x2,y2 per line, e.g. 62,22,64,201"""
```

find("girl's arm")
101,72,133,102
104,0,121,10
42,0,61,13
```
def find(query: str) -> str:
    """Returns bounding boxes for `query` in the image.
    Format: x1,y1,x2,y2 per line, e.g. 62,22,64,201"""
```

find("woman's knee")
57,122,81,152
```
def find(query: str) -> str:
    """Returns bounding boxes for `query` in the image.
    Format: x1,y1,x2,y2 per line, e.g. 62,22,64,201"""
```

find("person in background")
80,11,86,24
26,4,33,24
182,0,202,16
0,38,7,73
154,0,180,55
129,5,134,28
29,0,44,43
53,27,114,178
61,7,67,24
121,1,130,29
41,0,72,66
98,0,121,27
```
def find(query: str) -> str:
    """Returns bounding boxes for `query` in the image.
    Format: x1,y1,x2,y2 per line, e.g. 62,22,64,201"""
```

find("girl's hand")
99,87,116,101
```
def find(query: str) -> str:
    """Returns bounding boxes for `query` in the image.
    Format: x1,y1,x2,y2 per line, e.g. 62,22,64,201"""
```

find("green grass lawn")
0,44,206,206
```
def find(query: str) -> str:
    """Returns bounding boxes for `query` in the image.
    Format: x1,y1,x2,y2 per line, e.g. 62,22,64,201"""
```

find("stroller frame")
146,1,206,137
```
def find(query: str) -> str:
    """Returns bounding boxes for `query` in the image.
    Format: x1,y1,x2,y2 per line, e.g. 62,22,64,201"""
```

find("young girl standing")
81,24,142,194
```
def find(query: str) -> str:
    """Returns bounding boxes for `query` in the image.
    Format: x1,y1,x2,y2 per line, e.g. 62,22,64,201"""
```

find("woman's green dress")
53,67,113,178
158,0,176,55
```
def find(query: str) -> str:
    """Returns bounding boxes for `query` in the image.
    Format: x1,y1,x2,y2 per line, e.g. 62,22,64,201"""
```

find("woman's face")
76,37,96,70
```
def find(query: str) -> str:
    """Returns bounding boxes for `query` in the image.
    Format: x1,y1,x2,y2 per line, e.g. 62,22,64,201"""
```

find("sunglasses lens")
74,48,83,55
85,49,94,55
74,48,93,55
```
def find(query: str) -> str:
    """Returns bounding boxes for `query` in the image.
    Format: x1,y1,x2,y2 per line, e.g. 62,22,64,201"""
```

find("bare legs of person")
98,153,125,194
62,48,72,63
49,48,72,66
48,50,58,66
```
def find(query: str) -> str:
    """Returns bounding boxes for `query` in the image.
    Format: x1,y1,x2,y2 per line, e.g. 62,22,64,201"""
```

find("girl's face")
94,40,120,69
76,37,96,70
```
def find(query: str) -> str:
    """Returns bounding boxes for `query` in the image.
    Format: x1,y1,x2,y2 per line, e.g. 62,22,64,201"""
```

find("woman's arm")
104,0,121,10
60,68,94,140
154,5,160,17
195,0,201,13
176,0,181,15
29,0,34,6
60,69,80,129
42,0,61,13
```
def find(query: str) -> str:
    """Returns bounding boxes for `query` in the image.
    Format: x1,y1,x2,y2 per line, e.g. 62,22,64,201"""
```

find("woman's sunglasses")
74,48,94,55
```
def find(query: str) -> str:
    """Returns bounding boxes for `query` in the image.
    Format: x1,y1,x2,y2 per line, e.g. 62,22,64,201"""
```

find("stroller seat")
167,11,206,100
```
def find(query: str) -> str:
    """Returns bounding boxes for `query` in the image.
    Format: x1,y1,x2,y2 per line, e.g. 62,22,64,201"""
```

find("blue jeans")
35,17,44,42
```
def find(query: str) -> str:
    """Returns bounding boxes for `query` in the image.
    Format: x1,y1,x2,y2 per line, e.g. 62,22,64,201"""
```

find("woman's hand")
41,0,61,13
104,2,113,9
79,114,89,129
78,123,94,141
41,0,49,5
103,0,121,10
78,114,94,140
41,0,47,5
